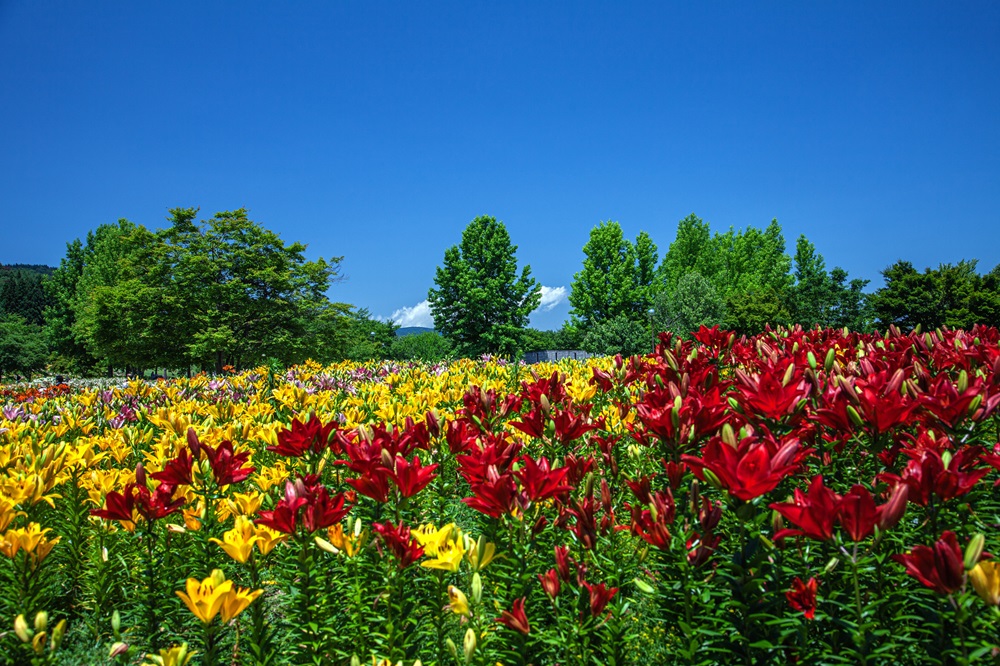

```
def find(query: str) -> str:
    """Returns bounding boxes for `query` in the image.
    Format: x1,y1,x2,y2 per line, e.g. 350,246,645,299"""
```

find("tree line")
429,214,1000,358
2,210,1000,378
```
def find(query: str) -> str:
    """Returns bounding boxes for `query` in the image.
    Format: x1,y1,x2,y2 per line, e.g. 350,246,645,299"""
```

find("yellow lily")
254,524,287,556
176,570,234,625
220,586,264,622
209,516,259,564
969,561,1000,606
447,585,471,616
142,643,195,666
0,523,61,562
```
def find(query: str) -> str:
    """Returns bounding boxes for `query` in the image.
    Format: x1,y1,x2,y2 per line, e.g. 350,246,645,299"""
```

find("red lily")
462,473,519,518
498,598,531,635
268,414,335,457
893,531,965,595
255,476,351,535
389,455,438,498
150,448,193,487
515,456,572,502
583,581,618,617
203,439,255,486
880,446,988,505
786,577,818,619
91,480,183,524
770,476,840,542
683,431,801,502
837,485,878,542
538,569,560,599
372,521,424,568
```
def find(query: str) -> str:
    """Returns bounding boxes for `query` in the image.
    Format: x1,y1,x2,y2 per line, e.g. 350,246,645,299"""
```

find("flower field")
2,326,1000,665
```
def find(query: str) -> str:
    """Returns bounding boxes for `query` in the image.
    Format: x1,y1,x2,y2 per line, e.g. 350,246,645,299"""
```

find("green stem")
850,545,868,666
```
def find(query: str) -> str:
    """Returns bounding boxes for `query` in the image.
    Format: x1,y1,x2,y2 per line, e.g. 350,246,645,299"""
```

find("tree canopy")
428,216,540,358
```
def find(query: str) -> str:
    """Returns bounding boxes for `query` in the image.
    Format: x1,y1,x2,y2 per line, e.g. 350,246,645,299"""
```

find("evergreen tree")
428,216,540,358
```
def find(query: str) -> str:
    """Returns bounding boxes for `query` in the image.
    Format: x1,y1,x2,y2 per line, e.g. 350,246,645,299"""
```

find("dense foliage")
428,216,541,358
2,326,1000,664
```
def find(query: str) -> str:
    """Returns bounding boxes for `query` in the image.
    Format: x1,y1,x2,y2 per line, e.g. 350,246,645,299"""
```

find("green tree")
657,214,722,294
569,222,637,328
342,308,396,361
428,216,540,358
44,239,97,373
581,314,651,357
654,271,727,337
0,315,48,380
0,270,49,326
787,235,836,327
828,268,873,331
169,209,342,371
390,331,452,363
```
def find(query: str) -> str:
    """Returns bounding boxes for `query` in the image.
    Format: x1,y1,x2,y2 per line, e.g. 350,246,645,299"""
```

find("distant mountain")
395,326,437,337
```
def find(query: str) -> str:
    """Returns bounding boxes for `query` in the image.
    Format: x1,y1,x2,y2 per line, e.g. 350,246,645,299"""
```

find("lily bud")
135,463,146,487
782,363,796,387
539,394,551,416
463,628,477,664
807,351,817,371
187,427,201,458
111,609,121,634
965,533,986,571
109,642,129,658
824,348,836,373
702,468,723,492
824,556,840,574
471,573,483,603
721,423,737,449
50,619,66,650
34,611,47,633
32,632,46,655
877,483,909,530
445,638,457,659
957,370,969,394
350,656,362,666
14,615,30,642
846,405,865,429
315,536,338,554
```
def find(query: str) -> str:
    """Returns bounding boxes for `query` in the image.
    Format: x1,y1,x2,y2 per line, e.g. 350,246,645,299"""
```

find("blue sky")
2,2,998,331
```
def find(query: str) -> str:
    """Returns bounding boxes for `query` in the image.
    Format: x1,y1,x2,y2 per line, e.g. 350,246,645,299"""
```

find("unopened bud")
446,638,458,659
111,610,121,634
50,619,66,650
14,615,30,642
187,427,201,458
807,351,817,372
463,627,477,663
846,405,864,429
824,556,840,574
471,573,483,603
782,363,796,387
109,642,129,658
539,394,551,415
965,533,986,571
32,632,46,654
34,611,47,633
315,536,337,554
702,468,722,491
381,448,394,469
957,370,969,394
720,423,737,449
824,348,836,373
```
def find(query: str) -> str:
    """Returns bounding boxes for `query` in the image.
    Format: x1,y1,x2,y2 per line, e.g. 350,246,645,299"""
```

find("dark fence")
522,350,592,364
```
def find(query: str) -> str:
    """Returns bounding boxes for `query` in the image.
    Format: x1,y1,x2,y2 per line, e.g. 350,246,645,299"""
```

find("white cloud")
538,285,567,312
390,300,435,328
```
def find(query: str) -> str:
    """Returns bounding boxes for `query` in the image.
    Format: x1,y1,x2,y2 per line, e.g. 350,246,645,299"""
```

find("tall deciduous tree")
428,216,540,358
569,221,658,329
